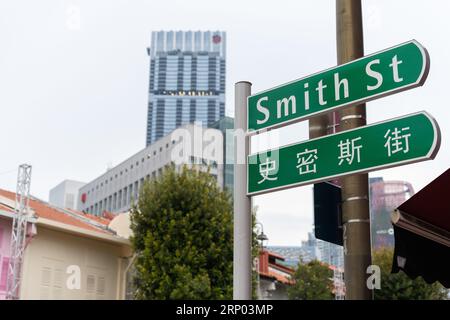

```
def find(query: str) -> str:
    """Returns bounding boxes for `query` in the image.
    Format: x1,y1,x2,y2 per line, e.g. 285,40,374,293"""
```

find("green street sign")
247,111,440,196
247,40,429,132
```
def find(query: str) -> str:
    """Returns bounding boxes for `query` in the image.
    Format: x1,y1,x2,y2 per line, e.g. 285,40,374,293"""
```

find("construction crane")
6,164,32,300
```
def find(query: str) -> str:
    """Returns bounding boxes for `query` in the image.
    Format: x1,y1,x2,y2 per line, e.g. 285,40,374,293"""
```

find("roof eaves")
36,217,130,246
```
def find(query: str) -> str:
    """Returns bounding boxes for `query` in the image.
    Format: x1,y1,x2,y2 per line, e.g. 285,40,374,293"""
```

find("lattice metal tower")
6,164,32,300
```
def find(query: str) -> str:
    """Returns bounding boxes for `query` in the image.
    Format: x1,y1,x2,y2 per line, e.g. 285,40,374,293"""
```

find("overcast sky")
1,0,449,246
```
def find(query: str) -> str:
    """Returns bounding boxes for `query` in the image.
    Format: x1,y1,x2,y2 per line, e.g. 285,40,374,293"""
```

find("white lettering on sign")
366,59,383,91
334,72,349,101
253,55,407,127
256,97,270,125
276,96,296,119
384,127,411,157
258,158,278,184
315,80,328,106
296,148,318,175
389,55,404,83
338,137,363,166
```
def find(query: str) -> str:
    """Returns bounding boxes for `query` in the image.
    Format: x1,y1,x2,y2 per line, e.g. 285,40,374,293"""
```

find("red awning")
397,168,450,231
391,169,450,288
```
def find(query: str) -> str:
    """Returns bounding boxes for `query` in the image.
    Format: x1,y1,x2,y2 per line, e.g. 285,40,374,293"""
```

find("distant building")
0,188,131,300
209,116,234,194
300,232,319,262
369,177,414,249
256,249,294,300
78,123,224,215
146,30,226,145
49,180,86,210
316,239,344,269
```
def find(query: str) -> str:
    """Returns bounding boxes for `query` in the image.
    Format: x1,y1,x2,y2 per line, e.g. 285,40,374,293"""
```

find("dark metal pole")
336,0,373,300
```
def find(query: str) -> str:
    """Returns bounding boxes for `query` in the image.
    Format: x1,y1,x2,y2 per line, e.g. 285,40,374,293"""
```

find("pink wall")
0,217,12,300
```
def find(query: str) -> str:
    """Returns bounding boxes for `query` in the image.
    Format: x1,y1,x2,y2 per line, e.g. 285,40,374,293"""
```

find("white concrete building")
49,180,86,210
78,123,224,215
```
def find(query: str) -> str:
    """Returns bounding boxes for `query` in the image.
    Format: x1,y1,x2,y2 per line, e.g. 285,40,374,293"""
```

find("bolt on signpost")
247,111,440,195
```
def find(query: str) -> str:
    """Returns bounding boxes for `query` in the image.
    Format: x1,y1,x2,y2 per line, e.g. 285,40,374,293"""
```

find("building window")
129,184,133,204
135,181,139,199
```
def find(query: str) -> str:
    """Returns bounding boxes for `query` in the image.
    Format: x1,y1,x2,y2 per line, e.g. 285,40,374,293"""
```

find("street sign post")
247,40,429,133
248,111,440,195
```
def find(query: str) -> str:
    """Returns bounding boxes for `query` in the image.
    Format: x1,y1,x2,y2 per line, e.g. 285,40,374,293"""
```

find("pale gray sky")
1,0,449,245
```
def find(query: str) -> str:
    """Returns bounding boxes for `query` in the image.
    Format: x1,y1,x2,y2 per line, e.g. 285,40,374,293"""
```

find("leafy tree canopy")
287,259,334,300
130,166,233,299
373,247,447,300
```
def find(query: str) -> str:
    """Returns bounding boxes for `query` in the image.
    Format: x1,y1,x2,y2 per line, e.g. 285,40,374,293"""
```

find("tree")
130,166,233,299
373,247,447,300
287,259,334,300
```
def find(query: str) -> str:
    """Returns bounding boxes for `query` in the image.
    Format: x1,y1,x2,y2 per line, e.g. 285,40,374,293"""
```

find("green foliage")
251,208,259,300
373,247,447,300
287,259,334,300
130,166,233,299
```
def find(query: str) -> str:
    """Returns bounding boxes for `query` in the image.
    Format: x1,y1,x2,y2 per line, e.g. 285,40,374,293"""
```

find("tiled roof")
0,202,14,212
259,270,294,285
0,188,112,235
267,250,285,261
65,208,112,226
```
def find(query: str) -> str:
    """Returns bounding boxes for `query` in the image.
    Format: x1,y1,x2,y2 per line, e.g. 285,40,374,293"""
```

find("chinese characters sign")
248,112,440,195
247,40,429,132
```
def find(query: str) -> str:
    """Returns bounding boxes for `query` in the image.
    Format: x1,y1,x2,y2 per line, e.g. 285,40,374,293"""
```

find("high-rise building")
49,180,86,210
77,123,224,215
316,239,344,269
146,30,226,146
369,177,415,249
299,232,319,262
209,116,234,194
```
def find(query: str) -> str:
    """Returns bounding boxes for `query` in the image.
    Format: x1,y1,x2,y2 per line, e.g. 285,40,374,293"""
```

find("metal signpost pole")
336,0,372,300
234,81,252,299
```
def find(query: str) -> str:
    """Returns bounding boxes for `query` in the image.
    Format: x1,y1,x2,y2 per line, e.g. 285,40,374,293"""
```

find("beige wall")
20,226,130,300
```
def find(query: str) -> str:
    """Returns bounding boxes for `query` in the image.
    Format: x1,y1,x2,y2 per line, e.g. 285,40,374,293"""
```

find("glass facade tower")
146,31,226,146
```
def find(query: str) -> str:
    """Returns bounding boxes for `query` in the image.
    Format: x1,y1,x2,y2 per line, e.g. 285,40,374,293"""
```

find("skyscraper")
146,31,226,146
369,177,415,249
